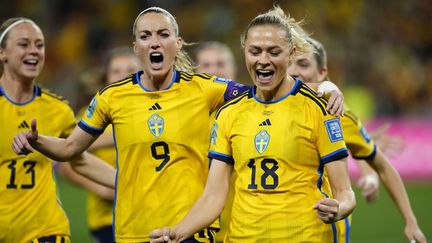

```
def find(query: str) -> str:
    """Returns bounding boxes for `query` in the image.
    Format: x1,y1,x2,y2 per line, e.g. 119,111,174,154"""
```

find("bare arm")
367,148,426,243
68,152,116,189
57,162,115,199
88,131,114,151
150,159,232,242
12,119,115,188
12,119,97,161
356,159,380,203
315,158,356,223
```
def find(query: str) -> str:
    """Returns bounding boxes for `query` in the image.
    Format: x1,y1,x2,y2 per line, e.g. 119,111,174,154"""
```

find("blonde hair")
240,5,312,55
0,17,38,48
132,7,193,73
306,37,327,70
0,17,41,75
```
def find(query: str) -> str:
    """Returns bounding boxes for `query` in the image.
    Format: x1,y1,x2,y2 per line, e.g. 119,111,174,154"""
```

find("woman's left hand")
317,81,344,116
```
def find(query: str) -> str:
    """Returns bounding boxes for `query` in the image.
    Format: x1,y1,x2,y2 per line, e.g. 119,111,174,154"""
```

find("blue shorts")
183,228,215,243
91,225,114,243
32,235,70,243
143,228,215,243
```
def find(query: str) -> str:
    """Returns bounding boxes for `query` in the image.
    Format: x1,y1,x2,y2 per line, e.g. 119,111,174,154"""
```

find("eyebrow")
15,37,43,42
248,45,282,50
139,28,170,33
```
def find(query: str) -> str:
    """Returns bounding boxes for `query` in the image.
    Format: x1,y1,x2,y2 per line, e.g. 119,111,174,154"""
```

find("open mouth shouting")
149,52,164,70
255,69,275,85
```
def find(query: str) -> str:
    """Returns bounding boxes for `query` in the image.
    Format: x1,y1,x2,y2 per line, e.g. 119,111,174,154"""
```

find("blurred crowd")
2,0,431,119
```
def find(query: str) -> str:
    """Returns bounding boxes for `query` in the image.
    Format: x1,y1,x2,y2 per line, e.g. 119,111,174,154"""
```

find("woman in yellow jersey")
12,8,344,243
150,6,355,243
57,47,141,243
195,40,348,243
287,37,427,243
0,17,115,243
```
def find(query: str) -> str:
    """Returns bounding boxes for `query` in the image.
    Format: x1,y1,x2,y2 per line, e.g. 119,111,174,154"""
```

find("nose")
257,53,270,67
29,43,40,55
150,36,160,49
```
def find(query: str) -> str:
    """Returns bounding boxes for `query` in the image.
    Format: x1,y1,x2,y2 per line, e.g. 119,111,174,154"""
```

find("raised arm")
366,148,426,243
12,119,97,161
314,158,356,224
150,159,232,242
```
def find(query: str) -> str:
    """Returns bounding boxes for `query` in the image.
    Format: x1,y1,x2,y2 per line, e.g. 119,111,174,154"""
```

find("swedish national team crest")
148,114,164,138
255,130,270,154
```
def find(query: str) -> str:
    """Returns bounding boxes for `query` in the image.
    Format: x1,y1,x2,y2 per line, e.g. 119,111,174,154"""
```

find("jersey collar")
253,78,301,104
134,70,179,92
0,85,41,105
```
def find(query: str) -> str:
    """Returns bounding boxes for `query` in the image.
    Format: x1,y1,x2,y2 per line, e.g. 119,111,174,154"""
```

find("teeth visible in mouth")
256,69,274,79
150,52,163,63
24,60,38,65
150,53,162,57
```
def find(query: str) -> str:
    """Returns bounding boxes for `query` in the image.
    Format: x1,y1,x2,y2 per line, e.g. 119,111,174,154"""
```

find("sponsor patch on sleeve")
324,118,343,143
224,81,250,100
214,77,232,84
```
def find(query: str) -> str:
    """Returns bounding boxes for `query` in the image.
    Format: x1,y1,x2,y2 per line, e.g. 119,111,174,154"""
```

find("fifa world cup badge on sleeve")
324,118,343,143
86,97,97,119
210,123,218,145
360,126,371,143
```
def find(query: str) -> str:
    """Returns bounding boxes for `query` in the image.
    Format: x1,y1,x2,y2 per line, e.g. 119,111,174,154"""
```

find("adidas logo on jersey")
18,120,30,129
259,118,272,126
149,103,162,110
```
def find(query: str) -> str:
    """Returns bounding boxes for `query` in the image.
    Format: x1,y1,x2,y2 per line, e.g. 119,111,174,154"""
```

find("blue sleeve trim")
208,150,234,164
320,148,349,164
224,81,251,101
77,120,104,135
352,144,377,161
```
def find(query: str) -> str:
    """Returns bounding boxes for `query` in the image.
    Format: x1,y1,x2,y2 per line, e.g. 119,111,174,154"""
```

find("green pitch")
57,178,431,242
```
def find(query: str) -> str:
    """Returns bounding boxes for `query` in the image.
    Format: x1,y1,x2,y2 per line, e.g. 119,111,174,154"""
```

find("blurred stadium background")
3,0,431,242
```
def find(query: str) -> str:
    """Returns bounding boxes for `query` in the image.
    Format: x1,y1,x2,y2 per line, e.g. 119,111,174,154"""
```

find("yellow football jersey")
76,107,117,230
0,86,74,243
209,80,348,243
79,71,245,242
342,107,376,159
